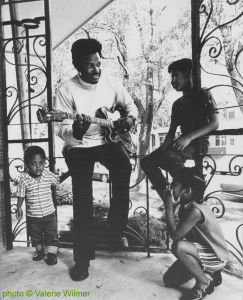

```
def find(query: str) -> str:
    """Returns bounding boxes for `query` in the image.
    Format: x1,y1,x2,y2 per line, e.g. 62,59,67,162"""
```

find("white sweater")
55,72,138,148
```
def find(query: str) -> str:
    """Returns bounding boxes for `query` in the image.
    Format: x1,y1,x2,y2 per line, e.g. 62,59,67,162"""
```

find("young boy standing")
163,167,229,300
141,58,219,199
16,146,62,265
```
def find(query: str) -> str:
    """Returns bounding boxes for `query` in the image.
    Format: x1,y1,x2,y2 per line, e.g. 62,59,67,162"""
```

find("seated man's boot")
69,260,90,281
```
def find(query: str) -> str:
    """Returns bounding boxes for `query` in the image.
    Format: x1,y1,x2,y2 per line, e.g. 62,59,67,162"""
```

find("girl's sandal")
190,280,214,300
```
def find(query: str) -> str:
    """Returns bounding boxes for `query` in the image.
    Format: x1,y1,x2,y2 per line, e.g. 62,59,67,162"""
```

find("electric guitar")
36,107,137,154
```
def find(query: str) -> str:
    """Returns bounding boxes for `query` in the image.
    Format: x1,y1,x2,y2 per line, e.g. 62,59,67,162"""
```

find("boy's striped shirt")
17,169,59,218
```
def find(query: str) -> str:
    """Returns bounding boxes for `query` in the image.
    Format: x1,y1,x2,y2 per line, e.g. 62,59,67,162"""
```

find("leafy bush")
56,180,73,205
127,214,168,248
59,199,167,248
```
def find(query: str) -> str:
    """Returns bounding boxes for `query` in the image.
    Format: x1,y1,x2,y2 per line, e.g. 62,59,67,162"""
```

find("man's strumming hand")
114,116,136,134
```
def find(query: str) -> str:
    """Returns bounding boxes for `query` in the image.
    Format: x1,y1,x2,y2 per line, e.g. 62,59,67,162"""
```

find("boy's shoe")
212,271,222,287
69,261,89,281
190,280,214,300
45,253,57,265
32,250,45,261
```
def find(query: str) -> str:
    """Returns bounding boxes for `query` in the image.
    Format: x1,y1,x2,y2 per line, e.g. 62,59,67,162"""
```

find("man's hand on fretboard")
72,114,91,140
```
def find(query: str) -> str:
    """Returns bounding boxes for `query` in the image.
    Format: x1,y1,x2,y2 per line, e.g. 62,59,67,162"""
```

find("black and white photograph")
0,0,242,299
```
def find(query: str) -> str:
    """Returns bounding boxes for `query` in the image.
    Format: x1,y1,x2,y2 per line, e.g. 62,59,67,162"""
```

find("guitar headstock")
36,108,68,123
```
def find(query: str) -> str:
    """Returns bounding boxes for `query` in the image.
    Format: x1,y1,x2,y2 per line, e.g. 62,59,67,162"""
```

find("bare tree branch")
154,80,171,114
80,28,91,38
132,94,145,116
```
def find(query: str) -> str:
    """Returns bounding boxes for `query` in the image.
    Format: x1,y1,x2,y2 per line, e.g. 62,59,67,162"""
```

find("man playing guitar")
55,38,138,281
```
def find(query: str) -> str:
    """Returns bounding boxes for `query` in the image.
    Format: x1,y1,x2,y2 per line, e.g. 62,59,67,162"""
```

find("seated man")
141,58,219,200
55,38,138,281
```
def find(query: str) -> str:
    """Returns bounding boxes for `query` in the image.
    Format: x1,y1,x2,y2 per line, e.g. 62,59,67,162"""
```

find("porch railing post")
146,176,150,257
44,0,55,174
0,2,13,250
191,0,203,170
191,0,201,94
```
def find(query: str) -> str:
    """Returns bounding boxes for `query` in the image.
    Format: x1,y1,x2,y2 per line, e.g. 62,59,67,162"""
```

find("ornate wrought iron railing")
193,0,243,277
1,0,54,248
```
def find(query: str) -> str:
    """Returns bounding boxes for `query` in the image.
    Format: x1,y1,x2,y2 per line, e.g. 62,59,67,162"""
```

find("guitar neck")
66,113,114,128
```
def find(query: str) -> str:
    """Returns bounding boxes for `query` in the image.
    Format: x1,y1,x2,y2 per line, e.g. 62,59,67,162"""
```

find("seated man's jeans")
140,142,196,195
66,142,132,263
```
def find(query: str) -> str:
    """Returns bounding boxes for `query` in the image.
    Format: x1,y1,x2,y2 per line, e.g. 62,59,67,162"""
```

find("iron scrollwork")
11,203,27,242
3,14,48,127
203,154,216,186
199,0,243,110
229,155,243,176
127,154,151,253
203,155,226,218
197,0,243,275
125,206,147,246
203,153,243,273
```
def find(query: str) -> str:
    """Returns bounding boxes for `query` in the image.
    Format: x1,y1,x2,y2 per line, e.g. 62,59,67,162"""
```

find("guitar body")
95,106,137,154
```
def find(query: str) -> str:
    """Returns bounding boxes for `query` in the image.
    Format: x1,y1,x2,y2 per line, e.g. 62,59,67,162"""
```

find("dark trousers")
27,212,58,248
140,143,196,194
66,142,132,262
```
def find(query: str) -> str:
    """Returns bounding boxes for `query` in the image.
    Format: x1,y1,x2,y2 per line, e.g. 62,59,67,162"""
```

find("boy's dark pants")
27,212,58,249
66,143,132,263
140,143,196,194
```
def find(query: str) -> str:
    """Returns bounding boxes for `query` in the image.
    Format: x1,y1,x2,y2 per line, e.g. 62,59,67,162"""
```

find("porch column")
0,4,13,252
191,0,203,169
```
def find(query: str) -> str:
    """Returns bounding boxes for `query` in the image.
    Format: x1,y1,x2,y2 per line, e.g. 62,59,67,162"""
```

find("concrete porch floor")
0,247,242,300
